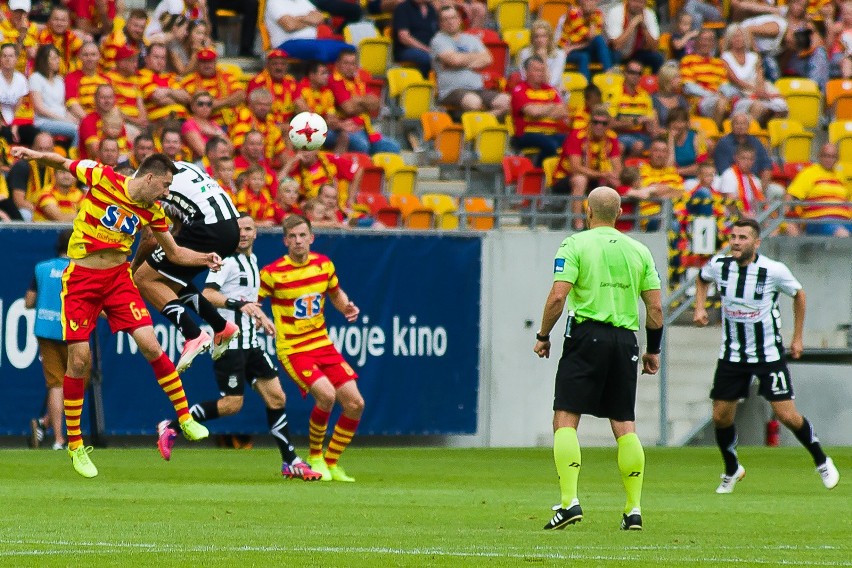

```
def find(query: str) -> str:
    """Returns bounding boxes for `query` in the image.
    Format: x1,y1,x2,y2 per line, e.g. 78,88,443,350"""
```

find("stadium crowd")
0,0,851,235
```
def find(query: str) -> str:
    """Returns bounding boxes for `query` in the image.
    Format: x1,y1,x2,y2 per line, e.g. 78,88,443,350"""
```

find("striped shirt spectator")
227,88,286,167
67,0,119,36
510,55,568,165
139,43,189,123
33,168,83,222
99,9,148,72
37,6,83,74
233,165,285,226
0,0,38,73
294,61,340,151
77,84,127,159
609,59,657,156
286,150,338,200
234,130,279,194
639,138,685,228
786,143,852,236
180,48,245,127
681,29,731,124
246,49,297,128
105,45,148,133
65,42,108,121
558,0,611,79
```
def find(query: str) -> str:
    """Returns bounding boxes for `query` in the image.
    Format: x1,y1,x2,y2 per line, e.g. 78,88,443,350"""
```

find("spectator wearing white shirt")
605,0,663,72
718,144,764,216
0,43,38,148
265,0,323,49
29,44,79,146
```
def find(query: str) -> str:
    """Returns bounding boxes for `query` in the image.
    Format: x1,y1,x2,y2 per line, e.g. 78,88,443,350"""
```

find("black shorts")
146,219,239,287
213,346,279,397
553,321,640,421
711,359,795,402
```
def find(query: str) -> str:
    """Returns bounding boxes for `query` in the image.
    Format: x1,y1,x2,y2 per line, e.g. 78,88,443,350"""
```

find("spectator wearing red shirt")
234,165,284,226
552,105,622,229
139,43,190,125
282,149,339,200
294,61,345,153
510,55,569,166
68,0,118,36
105,44,149,138
234,130,279,195
275,177,304,219
77,84,126,159
227,87,287,168
65,41,108,122
614,165,648,231
246,49,297,130
328,48,401,155
37,6,84,75
100,8,148,71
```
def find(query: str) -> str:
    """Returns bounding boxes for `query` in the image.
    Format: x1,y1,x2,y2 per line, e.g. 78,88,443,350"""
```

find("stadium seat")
390,194,435,229
420,193,460,229
542,156,558,187
503,156,545,209
359,37,392,77
537,0,572,29
356,192,401,227
690,116,720,143
495,0,529,33
373,152,418,195
461,112,510,189
501,29,530,59
482,40,510,90
826,79,852,120
462,197,495,230
340,152,386,194
829,120,852,162
659,32,672,59
767,118,813,163
775,77,821,129
562,72,588,108
257,0,271,50
592,72,624,103
835,161,852,186
343,21,379,46
421,111,465,165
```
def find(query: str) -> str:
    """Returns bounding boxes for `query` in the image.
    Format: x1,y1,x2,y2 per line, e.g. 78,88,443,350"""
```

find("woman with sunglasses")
182,90,226,161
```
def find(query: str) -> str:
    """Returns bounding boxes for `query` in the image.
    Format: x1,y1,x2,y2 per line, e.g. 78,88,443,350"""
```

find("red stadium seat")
356,192,401,227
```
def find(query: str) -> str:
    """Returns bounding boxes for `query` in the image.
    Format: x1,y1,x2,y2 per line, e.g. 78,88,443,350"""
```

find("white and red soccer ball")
288,112,328,151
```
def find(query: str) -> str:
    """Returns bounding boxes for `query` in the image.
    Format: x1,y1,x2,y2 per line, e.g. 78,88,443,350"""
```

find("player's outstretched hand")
342,301,359,322
206,252,223,271
10,146,39,161
641,353,659,375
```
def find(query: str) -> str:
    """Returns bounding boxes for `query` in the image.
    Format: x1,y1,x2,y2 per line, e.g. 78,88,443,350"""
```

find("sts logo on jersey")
100,205,140,235
293,293,323,319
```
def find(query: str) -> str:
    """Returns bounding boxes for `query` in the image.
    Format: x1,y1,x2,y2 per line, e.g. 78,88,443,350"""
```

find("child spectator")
234,165,284,226
212,156,238,199
275,177,304,219
670,12,699,59
101,112,131,164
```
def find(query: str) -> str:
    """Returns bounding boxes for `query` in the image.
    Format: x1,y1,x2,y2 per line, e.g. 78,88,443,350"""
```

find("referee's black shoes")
621,512,643,530
543,503,583,529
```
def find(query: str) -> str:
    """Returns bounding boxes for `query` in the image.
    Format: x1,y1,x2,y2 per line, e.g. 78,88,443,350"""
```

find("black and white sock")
267,406,299,464
162,300,202,340
169,400,219,430
792,417,827,466
179,284,227,334
715,424,740,476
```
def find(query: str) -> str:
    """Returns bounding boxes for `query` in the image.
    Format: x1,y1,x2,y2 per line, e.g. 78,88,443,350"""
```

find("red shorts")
62,262,153,342
279,344,358,396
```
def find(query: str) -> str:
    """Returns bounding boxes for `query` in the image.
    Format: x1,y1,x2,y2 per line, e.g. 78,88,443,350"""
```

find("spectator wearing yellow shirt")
227,88,287,169
639,137,685,230
681,29,732,127
609,58,659,157
33,168,83,222
105,44,149,139
0,0,39,72
786,143,852,236
294,61,345,153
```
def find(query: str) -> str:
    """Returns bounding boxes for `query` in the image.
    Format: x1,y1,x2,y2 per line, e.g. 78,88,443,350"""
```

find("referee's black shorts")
553,320,640,421
146,219,239,287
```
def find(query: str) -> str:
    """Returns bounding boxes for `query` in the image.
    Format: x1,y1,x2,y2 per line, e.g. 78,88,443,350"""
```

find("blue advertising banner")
0,226,482,437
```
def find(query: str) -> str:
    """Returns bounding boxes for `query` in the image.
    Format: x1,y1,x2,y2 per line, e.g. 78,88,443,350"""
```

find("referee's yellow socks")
553,427,581,508
617,433,645,514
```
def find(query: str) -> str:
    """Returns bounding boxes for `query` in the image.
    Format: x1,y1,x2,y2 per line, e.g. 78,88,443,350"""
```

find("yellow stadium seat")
359,37,392,77
767,118,805,147
421,193,460,229
592,72,623,103
460,112,509,164
496,0,529,33
462,197,495,230
561,71,588,108
372,152,418,195
257,0,270,50
502,29,530,58
767,118,813,162
387,67,426,97
390,194,434,228
829,121,852,162
775,77,821,129
691,116,720,143
542,156,559,187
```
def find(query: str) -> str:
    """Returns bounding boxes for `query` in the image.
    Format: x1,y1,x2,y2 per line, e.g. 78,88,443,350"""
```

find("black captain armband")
225,298,249,310
536,332,550,342
646,326,663,354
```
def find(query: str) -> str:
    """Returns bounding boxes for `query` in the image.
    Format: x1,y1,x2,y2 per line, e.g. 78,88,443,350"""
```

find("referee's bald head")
588,186,621,224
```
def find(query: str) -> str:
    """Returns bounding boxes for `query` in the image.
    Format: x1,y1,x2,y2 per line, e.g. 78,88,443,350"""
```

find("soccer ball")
288,112,328,151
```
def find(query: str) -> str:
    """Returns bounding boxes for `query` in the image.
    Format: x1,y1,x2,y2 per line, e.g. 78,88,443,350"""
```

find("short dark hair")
160,126,182,141
128,8,148,20
667,107,690,126
523,55,545,71
283,213,311,235
137,153,179,177
306,60,327,76
204,135,228,156
336,47,358,61
134,133,154,146
584,84,602,98
735,144,756,156
733,217,761,237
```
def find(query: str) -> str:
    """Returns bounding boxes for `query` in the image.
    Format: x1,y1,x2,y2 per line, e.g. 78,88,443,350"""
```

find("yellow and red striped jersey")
234,156,278,192
259,252,340,356
639,162,684,218
553,127,620,181
787,164,852,219
180,68,241,126
66,159,169,259
105,70,144,118
99,28,143,72
510,81,563,135
246,69,297,126
295,78,337,117
65,70,109,114
37,28,83,74
558,6,604,49
0,19,38,72
609,86,654,132
138,68,187,122
290,152,337,199
226,106,286,161
328,70,375,133
233,186,283,224
33,185,84,221
680,54,726,92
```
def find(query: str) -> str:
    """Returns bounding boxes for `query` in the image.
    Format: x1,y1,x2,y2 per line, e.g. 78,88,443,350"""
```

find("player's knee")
219,396,243,415
312,386,336,410
342,394,365,417
264,389,286,409
67,351,91,377
712,406,735,427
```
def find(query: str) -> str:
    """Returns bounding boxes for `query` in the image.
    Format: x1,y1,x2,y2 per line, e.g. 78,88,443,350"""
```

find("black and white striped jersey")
206,252,263,350
162,161,239,227
700,253,802,363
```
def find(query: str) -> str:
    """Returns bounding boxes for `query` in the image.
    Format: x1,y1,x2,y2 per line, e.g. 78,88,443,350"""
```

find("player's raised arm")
10,147,74,172
151,229,223,270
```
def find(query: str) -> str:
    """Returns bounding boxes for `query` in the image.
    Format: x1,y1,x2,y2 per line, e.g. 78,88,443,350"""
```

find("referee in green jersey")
534,186,664,531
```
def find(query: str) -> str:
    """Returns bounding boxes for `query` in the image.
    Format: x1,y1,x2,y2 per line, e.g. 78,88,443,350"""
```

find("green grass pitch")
0,446,849,567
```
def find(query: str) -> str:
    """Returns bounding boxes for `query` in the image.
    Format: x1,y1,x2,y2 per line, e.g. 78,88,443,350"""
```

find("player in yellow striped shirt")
259,214,364,482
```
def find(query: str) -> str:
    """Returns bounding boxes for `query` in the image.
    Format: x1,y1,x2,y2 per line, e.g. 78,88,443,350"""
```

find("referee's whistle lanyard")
564,310,576,338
